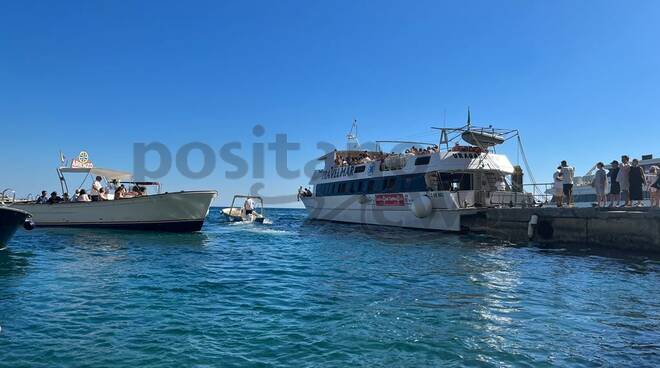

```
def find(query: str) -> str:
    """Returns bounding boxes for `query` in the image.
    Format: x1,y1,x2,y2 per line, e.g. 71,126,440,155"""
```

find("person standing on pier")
560,160,575,207
592,162,607,207
553,167,563,207
649,166,660,208
617,155,631,207
628,159,646,207
607,160,621,207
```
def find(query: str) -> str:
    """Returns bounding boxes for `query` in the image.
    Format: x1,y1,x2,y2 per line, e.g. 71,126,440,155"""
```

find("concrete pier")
463,207,660,252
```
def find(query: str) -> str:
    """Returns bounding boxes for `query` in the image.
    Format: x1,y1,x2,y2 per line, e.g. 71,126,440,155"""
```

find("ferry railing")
524,183,554,204
485,183,554,207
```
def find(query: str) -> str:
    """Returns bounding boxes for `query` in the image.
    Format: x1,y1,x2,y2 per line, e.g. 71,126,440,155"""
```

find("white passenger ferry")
301,117,536,231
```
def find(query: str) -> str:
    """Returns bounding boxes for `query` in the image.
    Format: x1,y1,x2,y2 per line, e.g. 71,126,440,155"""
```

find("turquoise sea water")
1,208,659,367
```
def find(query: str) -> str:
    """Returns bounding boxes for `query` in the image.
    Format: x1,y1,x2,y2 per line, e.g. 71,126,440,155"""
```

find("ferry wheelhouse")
301,119,535,231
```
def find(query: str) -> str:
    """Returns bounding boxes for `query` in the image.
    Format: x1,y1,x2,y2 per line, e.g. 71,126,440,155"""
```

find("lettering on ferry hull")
375,193,405,206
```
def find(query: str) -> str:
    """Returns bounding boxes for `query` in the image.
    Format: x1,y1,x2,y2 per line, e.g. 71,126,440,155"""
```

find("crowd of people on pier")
35,176,148,204
334,145,440,167
553,156,660,208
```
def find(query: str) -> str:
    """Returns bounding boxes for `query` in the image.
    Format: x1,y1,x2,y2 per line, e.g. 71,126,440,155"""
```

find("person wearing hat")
607,160,621,207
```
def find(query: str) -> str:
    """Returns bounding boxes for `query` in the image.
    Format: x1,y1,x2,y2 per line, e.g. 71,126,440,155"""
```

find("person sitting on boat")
62,193,70,202
297,186,303,201
98,188,109,201
304,188,312,197
36,190,48,204
91,176,103,201
71,189,80,202
114,185,126,200
77,189,91,202
47,191,62,204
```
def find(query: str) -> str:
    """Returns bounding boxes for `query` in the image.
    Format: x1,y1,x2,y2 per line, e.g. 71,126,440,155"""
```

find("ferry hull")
11,191,216,232
302,193,478,232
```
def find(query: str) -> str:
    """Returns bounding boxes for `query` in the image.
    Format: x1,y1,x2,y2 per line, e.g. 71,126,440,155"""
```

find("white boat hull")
11,191,217,232
302,192,480,231
0,207,31,246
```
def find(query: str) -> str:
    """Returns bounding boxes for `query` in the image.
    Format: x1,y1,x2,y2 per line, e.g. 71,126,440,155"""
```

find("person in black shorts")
607,160,620,207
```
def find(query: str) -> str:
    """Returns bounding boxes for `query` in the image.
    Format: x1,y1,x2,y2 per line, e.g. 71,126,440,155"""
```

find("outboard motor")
512,166,524,192
23,219,35,231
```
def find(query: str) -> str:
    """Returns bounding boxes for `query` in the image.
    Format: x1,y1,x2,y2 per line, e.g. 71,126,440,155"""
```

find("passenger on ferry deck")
91,176,103,201
628,159,646,207
616,155,631,207
304,188,312,197
607,160,620,207
553,167,563,207
560,160,575,207
77,189,91,202
592,162,607,207
47,191,62,204
71,189,80,202
297,186,303,201
36,190,48,204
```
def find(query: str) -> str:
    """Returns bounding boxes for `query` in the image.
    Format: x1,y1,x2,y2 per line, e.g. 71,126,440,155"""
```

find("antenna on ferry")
466,107,472,128
346,119,360,151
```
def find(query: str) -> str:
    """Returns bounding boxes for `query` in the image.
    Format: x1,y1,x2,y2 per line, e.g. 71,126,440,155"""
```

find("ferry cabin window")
415,156,431,166
430,173,473,191
354,165,366,173
384,177,397,192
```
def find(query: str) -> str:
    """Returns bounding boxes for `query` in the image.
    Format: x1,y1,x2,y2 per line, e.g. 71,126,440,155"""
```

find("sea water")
1,208,658,367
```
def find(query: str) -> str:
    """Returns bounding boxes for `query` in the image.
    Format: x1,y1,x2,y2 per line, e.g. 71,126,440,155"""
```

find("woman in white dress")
592,162,607,207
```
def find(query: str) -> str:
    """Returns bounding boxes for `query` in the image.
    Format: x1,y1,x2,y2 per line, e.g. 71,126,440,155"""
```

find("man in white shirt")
560,160,575,207
91,176,103,201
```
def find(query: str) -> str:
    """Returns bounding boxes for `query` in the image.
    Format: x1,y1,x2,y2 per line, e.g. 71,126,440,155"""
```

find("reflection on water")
0,208,658,367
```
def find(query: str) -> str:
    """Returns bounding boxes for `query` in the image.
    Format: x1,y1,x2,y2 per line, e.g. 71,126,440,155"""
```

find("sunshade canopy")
58,167,133,181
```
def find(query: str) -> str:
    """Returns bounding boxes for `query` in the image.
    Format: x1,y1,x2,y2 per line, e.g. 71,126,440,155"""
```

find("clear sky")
1,1,658,206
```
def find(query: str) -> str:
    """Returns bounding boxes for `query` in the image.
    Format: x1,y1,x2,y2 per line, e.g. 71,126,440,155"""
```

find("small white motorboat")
222,195,266,223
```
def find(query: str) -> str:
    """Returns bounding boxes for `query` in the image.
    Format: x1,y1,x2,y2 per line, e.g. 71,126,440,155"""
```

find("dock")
463,207,660,252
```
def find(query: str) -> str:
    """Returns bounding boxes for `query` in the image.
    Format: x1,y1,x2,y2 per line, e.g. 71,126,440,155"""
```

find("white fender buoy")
528,214,539,239
411,196,433,218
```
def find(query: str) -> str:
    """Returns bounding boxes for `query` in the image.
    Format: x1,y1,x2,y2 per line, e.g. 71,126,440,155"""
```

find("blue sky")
1,1,658,206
